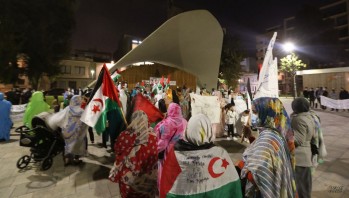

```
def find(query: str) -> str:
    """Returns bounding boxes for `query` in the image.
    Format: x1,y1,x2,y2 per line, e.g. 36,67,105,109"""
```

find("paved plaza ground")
0,98,348,198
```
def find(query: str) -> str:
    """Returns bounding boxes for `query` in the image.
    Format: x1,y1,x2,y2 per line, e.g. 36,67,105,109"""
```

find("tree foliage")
0,0,76,89
280,53,306,98
292,4,342,68
280,53,307,76
219,33,244,89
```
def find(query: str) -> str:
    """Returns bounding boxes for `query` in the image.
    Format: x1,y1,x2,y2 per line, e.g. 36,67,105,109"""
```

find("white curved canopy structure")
105,10,223,90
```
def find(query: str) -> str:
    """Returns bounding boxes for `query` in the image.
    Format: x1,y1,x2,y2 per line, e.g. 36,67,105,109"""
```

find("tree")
0,0,76,89
219,33,244,90
280,53,307,98
292,4,342,68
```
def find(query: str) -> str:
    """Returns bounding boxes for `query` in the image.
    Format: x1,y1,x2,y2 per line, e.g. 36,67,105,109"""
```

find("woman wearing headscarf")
109,110,158,198
238,97,296,198
47,95,88,165
23,91,50,128
0,92,13,142
180,88,190,120
291,97,325,198
159,114,242,198
154,103,187,187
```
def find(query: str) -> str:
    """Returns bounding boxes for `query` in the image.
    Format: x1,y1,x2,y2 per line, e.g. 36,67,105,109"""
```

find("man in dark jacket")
309,88,315,108
321,87,329,110
339,87,349,112
303,87,309,99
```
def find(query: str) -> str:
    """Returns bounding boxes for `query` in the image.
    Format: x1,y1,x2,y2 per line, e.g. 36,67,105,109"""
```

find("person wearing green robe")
23,91,50,128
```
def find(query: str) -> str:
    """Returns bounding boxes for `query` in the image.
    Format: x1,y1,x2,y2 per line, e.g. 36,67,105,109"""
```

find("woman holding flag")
154,102,187,188
109,110,158,198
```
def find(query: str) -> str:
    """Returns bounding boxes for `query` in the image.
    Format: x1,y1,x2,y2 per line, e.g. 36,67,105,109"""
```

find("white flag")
254,32,279,99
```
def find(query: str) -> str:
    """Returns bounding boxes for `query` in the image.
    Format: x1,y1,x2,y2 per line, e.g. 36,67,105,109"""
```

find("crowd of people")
0,81,331,198
302,86,349,112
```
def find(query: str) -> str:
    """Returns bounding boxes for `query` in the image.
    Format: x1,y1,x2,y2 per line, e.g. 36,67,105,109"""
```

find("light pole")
283,42,297,98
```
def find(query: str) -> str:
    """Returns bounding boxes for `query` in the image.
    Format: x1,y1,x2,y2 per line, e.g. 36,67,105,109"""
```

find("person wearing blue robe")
0,92,13,141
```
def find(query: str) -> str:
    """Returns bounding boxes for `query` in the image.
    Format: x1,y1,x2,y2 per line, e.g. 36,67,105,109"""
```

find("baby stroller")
16,112,65,170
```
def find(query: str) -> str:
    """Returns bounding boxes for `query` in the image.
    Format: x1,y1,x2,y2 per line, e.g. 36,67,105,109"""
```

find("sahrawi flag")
160,146,242,198
81,64,126,134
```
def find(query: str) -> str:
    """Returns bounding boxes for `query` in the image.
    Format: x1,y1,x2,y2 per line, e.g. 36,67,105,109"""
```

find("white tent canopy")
95,10,223,90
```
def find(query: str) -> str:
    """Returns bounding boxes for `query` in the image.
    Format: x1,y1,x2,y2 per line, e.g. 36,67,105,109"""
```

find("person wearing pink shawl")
212,91,227,138
154,102,187,186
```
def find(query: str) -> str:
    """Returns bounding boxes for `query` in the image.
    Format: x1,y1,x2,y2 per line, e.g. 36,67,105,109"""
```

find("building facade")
297,67,349,92
256,0,349,95
52,57,96,90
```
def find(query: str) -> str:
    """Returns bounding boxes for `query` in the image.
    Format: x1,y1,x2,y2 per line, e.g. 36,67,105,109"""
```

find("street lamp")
91,70,95,79
283,42,295,53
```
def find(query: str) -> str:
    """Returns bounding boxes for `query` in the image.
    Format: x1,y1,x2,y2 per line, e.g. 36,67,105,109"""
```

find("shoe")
107,149,114,153
226,137,232,140
72,159,83,165
233,137,238,141
97,143,107,148
91,141,94,144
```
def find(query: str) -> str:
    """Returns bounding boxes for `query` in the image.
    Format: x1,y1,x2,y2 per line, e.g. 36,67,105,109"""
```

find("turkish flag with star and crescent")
81,64,126,134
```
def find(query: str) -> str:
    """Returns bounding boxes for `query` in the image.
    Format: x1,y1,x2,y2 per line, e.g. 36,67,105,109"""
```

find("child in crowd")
225,104,238,140
240,110,255,143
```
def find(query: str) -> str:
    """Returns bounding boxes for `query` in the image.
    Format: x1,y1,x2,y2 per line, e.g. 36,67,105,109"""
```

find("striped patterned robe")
241,128,296,198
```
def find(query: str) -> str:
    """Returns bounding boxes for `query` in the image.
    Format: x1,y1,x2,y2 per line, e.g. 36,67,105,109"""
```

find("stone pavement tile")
9,182,31,197
66,188,111,198
312,165,330,180
0,186,15,198
25,180,56,195
89,179,109,190
340,187,349,198
312,176,347,198
75,173,90,194
12,174,42,186
31,180,75,198
107,181,120,197
325,160,349,181
0,176,16,189
329,140,349,151
324,147,347,161
88,179,111,197
16,193,33,198
319,172,349,187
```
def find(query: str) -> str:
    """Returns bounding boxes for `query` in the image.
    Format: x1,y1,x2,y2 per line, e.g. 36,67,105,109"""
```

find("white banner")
320,96,349,109
11,104,27,113
10,104,27,122
190,93,220,123
149,77,176,86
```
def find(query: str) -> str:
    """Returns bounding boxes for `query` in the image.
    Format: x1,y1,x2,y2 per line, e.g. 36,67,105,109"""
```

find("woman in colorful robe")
47,95,87,165
154,103,187,187
23,91,50,128
0,92,13,141
239,97,296,198
109,110,158,198
160,114,242,198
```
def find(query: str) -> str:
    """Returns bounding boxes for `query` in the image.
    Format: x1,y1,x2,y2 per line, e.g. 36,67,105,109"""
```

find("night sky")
71,0,323,56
